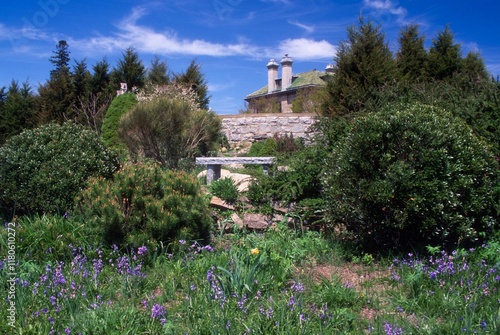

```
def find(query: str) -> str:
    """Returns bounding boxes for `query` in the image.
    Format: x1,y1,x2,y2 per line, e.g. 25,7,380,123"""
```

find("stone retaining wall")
220,113,317,144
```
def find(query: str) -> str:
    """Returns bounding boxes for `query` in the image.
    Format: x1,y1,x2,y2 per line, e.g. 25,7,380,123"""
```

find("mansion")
244,54,334,113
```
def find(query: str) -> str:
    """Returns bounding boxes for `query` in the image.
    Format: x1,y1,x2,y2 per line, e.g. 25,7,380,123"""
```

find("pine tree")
427,25,462,80
49,40,71,78
90,58,111,95
321,17,395,116
396,24,428,81
0,80,36,144
174,59,210,110
39,40,74,124
148,54,170,86
460,51,489,82
72,58,91,100
114,47,146,92
73,58,113,134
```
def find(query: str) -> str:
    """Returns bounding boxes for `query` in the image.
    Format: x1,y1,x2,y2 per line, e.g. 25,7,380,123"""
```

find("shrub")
323,103,499,252
209,177,239,203
0,122,120,218
273,133,304,156
101,92,137,150
247,138,277,157
10,214,100,262
76,162,212,250
247,144,327,205
118,95,221,169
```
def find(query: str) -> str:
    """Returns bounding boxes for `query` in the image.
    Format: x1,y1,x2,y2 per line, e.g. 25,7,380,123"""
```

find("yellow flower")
250,248,259,255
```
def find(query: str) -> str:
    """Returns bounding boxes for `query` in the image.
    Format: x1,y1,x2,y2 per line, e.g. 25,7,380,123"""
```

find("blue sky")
1,0,499,114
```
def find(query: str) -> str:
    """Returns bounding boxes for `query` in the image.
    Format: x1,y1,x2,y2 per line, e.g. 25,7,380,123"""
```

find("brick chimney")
280,54,293,91
266,59,279,93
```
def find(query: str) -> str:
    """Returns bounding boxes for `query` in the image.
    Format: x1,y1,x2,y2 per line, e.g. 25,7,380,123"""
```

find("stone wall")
220,113,317,144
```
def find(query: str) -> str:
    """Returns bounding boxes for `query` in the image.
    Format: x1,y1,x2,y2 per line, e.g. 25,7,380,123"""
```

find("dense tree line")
321,17,500,158
0,40,210,145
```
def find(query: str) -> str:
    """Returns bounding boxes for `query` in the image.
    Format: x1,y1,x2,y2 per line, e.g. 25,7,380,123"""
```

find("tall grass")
1,216,499,334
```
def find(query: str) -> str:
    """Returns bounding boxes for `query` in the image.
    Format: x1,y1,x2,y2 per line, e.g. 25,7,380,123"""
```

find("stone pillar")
206,164,221,184
267,59,279,93
281,54,293,91
262,164,269,175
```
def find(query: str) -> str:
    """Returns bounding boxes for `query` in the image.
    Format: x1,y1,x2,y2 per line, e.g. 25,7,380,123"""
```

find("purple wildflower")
151,303,166,319
291,281,305,293
137,246,147,255
383,321,403,335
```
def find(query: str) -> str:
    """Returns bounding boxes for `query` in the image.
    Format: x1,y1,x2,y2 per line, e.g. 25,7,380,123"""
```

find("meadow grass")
1,215,499,334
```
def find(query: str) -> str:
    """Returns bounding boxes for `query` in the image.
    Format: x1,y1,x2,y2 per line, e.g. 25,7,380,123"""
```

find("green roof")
245,70,330,99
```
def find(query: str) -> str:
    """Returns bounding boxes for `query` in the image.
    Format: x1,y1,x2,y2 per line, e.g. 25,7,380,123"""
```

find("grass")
1,215,499,334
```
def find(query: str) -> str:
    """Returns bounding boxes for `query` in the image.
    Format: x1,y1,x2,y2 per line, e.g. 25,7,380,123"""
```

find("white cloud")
276,38,336,60
363,0,408,25
288,20,314,34
71,6,258,57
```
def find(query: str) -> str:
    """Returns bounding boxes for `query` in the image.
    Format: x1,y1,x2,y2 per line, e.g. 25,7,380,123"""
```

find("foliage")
247,138,278,157
100,92,137,150
209,177,239,203
245,95,281,113
389,245,500,333
396,24,428,81
147,54,170,86
273,133,304,156
76,162,213,250
112,47,146,92
0,122,120,218
323,103,499,252
427,25,462,81
291,86,325,113
1,214,499,334
321,16,396,117
173,59,210,110
12,214,101,262
0,80,36,145
247,143,327,218
118,94,221,169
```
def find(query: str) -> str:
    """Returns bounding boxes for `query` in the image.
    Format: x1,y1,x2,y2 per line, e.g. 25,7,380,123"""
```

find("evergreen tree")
114,47,146,92
0,80,35,144
427,25,462,80
72,58,113,134
148,54,170,86
39,40,74,124
396,24,428,81
49,40,71,78
461,51,489,82
90,58,112,95
321,17,395,116
72,58,91,100
174,59,210,110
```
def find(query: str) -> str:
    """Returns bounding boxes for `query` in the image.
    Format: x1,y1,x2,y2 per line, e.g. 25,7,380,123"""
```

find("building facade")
244,54,334,113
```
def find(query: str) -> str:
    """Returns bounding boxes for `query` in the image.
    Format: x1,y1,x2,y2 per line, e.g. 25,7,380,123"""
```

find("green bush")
323,103,499,252
247,144,326,205
101,93,137,150
9,214,100,262
247,138,277,157
0,122,120,218
118,95,221,169
76,162,213,250
209,177,239,203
